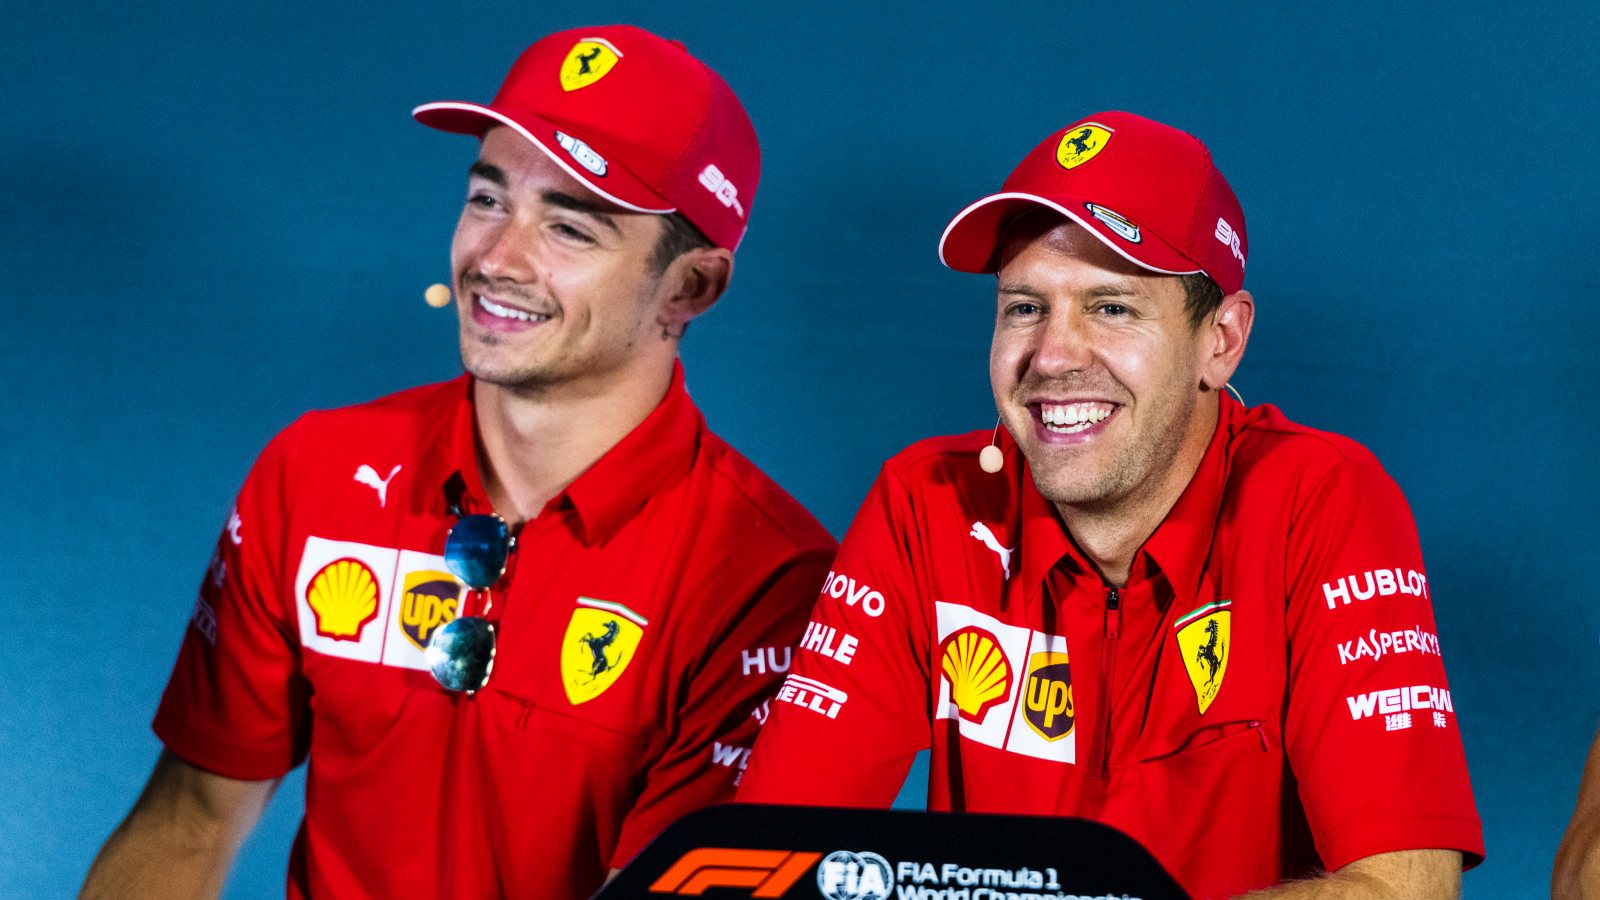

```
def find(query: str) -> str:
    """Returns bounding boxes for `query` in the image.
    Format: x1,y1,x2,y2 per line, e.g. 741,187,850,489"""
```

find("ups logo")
1023,651,1074,741
398,570,463,650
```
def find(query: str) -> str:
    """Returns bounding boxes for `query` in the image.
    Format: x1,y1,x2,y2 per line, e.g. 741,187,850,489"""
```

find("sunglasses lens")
444,514,510,589
425,616,496,692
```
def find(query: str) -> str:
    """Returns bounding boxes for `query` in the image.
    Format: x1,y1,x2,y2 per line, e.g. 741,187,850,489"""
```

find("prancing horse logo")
1195,618,1225,684
579,619,624,680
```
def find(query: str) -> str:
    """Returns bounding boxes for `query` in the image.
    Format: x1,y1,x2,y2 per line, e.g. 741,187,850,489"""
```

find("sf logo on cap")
561,38,622,91
1055,123,1113,170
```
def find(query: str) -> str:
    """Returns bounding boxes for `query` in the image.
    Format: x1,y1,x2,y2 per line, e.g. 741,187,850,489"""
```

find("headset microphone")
979,419,1005,474
425,283,452,308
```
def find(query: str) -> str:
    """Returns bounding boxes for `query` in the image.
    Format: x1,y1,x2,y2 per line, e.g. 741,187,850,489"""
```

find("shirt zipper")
1093,585,1121,781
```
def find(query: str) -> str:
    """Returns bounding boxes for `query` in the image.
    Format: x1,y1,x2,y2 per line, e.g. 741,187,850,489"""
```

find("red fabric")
739,394,1482,899
154,364,834,899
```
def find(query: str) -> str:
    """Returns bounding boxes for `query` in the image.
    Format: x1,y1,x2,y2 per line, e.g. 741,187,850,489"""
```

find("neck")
1055,391,1219,586
472,362,676,523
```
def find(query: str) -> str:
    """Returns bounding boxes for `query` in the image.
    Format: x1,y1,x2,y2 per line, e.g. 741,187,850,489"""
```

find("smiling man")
82,25,834,899
739,112,1483,898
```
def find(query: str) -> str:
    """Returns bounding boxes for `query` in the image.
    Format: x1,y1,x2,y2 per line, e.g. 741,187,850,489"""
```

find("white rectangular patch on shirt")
380,551,467,671
1003,631,1076,763
294,537,399,663
934,602,1033,750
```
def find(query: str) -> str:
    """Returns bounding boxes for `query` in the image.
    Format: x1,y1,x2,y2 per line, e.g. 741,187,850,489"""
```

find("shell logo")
306,558,380,641
940,626,1013,723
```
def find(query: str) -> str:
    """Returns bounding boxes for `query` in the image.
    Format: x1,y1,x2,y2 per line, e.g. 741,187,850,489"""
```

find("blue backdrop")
5,1,1596,895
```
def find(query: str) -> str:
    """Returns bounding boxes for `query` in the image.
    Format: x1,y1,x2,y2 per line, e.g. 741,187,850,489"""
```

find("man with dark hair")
740,111,1483,898
83,25,833,898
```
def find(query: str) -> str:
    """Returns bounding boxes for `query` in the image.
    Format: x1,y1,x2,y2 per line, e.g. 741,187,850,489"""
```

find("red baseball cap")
414,25,760,251
938,111,1248,294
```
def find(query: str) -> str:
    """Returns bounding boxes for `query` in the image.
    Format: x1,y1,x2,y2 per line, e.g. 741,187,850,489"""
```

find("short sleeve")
738,467,932,807
612,547,833,866
1282,455,1484,870
152,425,311,780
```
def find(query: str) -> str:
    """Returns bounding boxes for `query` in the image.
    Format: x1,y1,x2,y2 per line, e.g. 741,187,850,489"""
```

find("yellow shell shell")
307,558,379,638
941,628,1012,719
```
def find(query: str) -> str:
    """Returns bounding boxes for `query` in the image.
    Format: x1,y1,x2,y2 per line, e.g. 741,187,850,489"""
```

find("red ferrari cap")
414,25,760,251
939,111,1248,294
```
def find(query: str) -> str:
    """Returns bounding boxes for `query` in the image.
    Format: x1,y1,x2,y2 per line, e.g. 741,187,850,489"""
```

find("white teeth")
1039,402,1112,433
477,294,549,323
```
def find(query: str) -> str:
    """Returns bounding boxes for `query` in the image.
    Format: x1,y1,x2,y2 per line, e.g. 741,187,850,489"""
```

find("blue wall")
4,1,1596,895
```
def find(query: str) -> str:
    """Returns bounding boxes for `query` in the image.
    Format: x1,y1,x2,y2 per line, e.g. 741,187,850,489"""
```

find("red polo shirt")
155,364,835,899
739,394,1483,899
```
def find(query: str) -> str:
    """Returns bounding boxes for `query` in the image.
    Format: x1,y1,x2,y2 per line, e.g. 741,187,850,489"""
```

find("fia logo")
817,850,894,900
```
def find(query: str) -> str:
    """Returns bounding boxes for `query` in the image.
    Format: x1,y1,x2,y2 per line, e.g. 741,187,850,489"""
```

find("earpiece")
425,283,452,308
979,419,1004,474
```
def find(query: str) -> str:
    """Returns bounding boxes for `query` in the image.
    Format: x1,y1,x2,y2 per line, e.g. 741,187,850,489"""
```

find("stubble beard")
1012,383,1198,516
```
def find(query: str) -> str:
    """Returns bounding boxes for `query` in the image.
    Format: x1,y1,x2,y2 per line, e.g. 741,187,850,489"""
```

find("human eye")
549,220,597,244
1092,301,1132,318
465,190,501,212
1000,297,1044,320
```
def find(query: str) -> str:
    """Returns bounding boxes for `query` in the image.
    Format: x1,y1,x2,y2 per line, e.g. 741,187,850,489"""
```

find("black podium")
599,804,1188,899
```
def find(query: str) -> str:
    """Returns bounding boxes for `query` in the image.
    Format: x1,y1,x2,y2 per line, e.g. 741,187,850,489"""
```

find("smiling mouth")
475,293,552,324
1036,401,1115,434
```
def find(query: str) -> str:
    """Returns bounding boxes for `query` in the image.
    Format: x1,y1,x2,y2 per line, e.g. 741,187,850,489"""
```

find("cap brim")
413,101,675,215
938,192,1202,278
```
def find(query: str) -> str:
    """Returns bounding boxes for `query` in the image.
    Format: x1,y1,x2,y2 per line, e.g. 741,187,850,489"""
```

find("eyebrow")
997,282,1142,299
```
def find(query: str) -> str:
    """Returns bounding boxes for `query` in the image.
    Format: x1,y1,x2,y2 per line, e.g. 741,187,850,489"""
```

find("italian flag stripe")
1174,599,1232,630
577,596,649,627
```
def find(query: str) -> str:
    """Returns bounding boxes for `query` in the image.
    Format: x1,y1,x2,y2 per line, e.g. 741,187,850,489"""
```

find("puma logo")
354,464,402,507
969,521,1013,580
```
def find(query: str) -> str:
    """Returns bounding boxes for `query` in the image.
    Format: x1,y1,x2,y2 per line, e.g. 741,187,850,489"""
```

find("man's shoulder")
287,377,467,443
1229,402,1398,497
694,431,837,557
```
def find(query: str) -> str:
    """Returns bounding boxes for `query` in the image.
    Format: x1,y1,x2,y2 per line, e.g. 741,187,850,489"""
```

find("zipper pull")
1251,720,1268,751
1104,587,1121,640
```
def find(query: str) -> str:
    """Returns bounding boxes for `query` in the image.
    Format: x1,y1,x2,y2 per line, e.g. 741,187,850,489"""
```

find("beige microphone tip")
979,444,1004,474
424,283,452,308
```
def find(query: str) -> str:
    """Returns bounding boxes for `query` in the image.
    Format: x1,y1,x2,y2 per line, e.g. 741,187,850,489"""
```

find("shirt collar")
438,361,703,544
1016,391,1239,599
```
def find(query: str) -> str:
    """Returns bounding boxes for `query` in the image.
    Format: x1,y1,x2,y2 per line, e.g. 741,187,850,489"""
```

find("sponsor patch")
1322,567,1429,609
555,131,608,176
560,38,622,91
940,626,1013,724
1175,600,1231,715
741,645,793,677
1347,684,1453,722
190,596,218,644
561,597,646,704
1215,217,1245,267
1021,651,1073,741
698,164,746,218
1337,625,1441,665
800,621,859,665
776,673,848,719
968,521,1013,579
307,558,381,641
934,603,1074,763
1055,122,1113,169
397,570,462,650
820,570,887,617
1085,203,1141,243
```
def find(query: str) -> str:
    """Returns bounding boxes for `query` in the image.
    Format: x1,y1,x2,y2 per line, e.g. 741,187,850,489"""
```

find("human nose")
1030,311,1093,377
473,215,542,283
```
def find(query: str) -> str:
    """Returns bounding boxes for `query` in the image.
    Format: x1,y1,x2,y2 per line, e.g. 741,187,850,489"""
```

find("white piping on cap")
937,191,1201,278
412,101,675,215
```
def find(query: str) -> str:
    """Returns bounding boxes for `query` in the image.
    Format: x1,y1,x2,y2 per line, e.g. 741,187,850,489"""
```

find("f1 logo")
649,848,822,896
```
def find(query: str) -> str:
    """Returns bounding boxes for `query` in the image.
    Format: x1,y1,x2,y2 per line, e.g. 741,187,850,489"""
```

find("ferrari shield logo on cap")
1175,600,1232,715
560,38,622,91
1055,123,1114,170
561,597,647,704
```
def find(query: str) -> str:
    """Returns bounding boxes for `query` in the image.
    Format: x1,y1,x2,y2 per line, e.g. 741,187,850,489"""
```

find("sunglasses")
424,509,514,693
